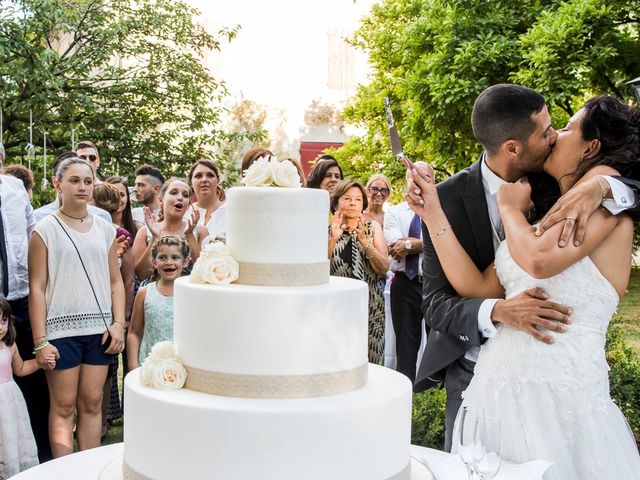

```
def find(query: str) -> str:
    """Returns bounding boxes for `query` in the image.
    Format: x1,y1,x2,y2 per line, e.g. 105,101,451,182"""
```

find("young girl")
127,236,190,370
132,177,207,281
0,298,55,477
29,157,125,458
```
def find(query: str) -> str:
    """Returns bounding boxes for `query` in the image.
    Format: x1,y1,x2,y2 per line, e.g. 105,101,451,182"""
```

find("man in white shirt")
384,168,424,385
0,143,52,461
34,152,112,224
131,165,164,225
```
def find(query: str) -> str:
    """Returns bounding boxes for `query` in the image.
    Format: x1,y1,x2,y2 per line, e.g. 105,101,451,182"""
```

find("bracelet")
596,176,608,203
33,335,46,342
111,320,125,328
429,225,452,238
32,340,50,354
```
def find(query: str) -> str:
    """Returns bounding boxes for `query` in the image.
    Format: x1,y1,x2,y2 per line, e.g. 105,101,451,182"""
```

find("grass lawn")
100,268,640,447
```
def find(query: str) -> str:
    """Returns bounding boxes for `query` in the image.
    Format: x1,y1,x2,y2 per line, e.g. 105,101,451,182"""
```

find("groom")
409,84,640,451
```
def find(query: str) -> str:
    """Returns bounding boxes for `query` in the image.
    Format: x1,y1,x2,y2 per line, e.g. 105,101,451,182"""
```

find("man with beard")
132,165,165,225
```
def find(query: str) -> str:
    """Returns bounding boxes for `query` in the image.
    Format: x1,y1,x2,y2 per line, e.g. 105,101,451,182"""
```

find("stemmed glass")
456,406,502,479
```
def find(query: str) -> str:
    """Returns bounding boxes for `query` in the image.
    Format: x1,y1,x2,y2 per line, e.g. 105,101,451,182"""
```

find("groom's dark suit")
414,157,640,450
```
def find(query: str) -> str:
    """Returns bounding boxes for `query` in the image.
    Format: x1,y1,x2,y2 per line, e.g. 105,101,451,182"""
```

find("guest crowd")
0,142,425,477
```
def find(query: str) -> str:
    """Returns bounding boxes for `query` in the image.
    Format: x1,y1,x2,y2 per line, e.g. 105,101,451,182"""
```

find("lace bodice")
459,242,640,480
471,242,619,404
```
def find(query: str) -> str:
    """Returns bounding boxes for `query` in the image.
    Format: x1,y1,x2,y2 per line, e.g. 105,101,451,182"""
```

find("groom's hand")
491,287,572,344
535,176,606,247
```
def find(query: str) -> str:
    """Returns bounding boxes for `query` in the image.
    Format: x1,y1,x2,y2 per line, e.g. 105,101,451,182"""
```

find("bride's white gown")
458,242,640,479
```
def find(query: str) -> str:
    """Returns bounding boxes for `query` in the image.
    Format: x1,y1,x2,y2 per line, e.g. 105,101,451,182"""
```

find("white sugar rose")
271,159,301,188
200,241,231,258
150,341,178,360
241,155,273,187
192,254,239,285
151,359,187,390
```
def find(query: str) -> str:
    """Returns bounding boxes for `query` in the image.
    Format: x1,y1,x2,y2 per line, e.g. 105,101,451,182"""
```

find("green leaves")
339,0,639,192
0,0,244,204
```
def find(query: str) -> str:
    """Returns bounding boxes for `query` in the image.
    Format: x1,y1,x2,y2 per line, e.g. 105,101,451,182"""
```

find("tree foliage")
338,0,640,188
0,0,257,201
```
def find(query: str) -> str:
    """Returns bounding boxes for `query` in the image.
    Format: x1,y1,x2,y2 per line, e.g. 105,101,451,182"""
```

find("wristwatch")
404,239,412,250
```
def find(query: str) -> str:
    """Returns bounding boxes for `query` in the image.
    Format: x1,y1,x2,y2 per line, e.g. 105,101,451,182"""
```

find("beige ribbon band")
123,461,410,480
236,260,329,286
184,363,368,399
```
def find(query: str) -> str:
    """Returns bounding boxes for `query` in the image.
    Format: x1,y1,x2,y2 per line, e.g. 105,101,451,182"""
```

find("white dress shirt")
383,201,422,275
0,175,36,300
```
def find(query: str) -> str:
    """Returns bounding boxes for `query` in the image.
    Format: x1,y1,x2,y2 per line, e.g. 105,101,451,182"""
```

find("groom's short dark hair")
471,84,546,155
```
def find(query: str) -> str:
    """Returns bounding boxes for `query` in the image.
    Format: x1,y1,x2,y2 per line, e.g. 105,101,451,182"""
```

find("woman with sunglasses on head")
364,174,392,228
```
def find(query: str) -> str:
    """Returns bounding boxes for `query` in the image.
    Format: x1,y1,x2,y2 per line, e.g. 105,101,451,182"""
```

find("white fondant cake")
123,365,413,480
225,186,329,265
174,276,368,378
120,187,417,480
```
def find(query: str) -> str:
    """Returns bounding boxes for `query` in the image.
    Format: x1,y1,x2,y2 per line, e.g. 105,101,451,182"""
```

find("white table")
12,443,449,479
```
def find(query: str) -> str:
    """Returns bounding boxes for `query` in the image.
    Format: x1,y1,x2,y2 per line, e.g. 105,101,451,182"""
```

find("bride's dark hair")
571,95,640,183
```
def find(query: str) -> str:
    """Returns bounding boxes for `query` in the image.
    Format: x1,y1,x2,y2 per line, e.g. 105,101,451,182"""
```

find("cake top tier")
225,187,330,286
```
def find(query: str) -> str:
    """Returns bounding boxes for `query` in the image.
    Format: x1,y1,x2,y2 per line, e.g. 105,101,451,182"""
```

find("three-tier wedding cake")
109,165,429,479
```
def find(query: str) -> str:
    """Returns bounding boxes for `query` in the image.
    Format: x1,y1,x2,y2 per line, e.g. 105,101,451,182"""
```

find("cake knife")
383,97,415,170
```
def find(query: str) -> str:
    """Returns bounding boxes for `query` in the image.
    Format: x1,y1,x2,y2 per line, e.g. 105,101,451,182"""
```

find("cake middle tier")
174,276,369,397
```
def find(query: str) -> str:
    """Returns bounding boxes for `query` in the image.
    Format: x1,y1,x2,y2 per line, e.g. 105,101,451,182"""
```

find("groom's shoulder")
437,163,476,195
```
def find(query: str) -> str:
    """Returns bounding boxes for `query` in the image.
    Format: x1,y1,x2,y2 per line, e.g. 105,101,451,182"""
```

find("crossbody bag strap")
52,214,110,330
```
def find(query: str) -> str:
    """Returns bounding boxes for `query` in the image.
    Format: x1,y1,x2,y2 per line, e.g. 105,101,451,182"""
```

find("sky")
186,0,378,157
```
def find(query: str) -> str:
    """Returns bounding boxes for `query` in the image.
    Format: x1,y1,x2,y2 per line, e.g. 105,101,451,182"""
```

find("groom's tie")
405,213,421,280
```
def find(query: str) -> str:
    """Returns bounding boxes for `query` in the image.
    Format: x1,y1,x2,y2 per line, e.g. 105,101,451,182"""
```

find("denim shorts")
50,334,113,370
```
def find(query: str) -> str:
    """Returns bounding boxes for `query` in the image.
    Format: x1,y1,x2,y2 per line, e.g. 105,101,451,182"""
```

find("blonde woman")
364,174,391,227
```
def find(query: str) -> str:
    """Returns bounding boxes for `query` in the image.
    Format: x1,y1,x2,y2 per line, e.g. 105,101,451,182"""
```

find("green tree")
0,0,259,205
338,0,640,188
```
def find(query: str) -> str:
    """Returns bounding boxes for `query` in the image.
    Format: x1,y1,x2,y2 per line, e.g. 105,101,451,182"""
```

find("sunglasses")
369,186,390,196
79,154,98,162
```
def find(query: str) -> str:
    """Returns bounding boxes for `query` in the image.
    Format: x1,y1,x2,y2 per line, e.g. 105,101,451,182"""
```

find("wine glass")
474,413,502,479
457,405,484,479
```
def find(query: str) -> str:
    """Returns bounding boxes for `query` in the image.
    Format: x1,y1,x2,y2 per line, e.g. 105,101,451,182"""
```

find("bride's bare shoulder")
579,165,620,182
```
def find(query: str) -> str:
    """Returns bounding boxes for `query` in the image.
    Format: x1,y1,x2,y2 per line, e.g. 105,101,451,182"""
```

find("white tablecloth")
11,443,547,479
11,444,449,479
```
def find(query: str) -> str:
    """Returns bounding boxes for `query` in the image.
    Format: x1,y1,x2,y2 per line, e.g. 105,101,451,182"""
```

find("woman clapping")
329,180,389,364
132,178,207,281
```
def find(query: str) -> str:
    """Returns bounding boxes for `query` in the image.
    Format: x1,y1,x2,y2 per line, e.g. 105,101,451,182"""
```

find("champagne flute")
457,406,484,479
474,412,502,479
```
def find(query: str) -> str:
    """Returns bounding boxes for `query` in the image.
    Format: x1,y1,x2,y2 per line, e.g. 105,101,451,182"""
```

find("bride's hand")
497,180,533,215
405,161,439,219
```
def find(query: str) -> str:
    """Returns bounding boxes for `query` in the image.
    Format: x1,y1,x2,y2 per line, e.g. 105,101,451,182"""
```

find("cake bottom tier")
123,364,412,480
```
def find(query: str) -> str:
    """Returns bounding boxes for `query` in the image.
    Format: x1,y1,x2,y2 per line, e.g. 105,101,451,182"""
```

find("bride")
409,95,640,479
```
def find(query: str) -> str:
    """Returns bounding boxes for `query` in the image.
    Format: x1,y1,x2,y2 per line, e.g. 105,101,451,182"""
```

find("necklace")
59,209,90,222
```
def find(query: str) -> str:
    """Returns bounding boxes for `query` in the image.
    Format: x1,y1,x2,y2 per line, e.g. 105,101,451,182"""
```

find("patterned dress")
138,282,175,365
329,221,385,365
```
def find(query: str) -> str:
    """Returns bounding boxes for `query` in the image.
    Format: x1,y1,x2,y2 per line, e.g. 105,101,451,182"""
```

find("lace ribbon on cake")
236,260,329,286
184,363,368,399
122,461,411,480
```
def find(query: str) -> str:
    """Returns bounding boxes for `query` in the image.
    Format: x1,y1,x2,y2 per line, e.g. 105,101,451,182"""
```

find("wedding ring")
564,216,577,221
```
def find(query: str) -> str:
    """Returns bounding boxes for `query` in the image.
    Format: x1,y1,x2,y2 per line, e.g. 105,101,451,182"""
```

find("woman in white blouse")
28,157,125,457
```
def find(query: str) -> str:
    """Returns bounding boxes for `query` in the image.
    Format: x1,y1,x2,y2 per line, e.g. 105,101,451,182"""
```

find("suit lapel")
461,158,495,269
